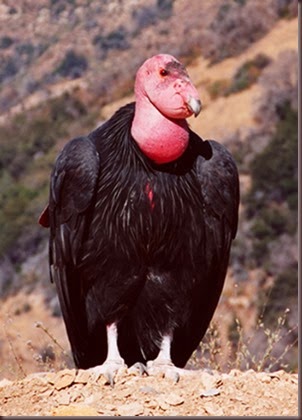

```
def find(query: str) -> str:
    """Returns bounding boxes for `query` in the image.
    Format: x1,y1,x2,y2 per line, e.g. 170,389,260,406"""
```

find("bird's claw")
87,359,126,386
146,360,180,383
128,362,149,377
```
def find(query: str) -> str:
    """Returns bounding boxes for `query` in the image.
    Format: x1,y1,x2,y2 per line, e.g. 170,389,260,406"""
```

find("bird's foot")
147,359,194,383
87,358,126,386
128,362,149,377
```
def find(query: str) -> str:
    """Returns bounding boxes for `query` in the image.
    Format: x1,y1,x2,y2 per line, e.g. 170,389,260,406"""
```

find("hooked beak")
187,96,202,117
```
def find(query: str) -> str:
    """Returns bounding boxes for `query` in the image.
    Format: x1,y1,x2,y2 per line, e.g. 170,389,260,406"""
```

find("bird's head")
134,54,201,119
131,54,201,164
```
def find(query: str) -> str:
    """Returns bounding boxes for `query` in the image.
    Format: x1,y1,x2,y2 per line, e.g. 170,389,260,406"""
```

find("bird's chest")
91,168,202,262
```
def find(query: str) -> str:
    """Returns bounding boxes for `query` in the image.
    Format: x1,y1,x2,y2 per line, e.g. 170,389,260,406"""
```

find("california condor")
40,54,239,383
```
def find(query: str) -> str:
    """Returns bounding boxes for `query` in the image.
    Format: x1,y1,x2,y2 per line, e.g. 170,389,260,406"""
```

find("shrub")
245,102,297,267
0,174,38,256
93,26,129,58
226,54,271,94
0,94,93,259
207,54,271,99
0,94,88,179
247,102,297,215
254,50,298,128
157,0,175,19
0,36,14,49
262,266,297,325
202,0,278,63
0,57,18,84
207,79,231,100
55,50,88,79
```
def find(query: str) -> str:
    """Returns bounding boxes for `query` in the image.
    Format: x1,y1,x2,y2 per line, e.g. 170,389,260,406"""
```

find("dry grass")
1,289,298,382
0,291,71,380
189,306,298,374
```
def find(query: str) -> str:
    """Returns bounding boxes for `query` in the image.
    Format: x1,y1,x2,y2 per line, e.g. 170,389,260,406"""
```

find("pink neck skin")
131,94,189,164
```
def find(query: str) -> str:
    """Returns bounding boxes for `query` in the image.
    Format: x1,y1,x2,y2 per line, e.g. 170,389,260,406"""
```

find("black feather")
47,102,239,369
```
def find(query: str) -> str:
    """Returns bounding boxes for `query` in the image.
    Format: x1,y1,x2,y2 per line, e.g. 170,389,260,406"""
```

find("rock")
199,371,217,390
74,369,91,384
140,385,159,395
0,378,13,388
53,369,76,390
116,402,145,416
258,372,272,383
164,393,185,406
55,392,71,405
203,402,224,416
50,404,100,416
200,388,221,397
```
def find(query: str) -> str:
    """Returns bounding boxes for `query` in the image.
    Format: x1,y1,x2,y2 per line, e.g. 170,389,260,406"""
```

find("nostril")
174,79,185,89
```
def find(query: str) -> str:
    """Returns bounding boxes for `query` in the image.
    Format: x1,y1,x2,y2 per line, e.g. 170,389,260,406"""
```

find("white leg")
147,333,194,382
106,323,124,363
128,334,173,378
88,322,125,385
151,334,173,365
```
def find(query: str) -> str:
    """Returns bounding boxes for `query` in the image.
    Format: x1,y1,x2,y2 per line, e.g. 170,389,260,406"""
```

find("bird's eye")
159,68,168,77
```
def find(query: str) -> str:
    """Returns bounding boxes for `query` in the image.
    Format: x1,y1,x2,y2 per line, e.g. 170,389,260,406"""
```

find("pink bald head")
134,54,201,119
131,54,201,164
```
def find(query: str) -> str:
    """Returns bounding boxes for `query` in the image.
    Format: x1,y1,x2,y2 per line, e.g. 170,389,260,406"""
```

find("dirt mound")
0,367,298,416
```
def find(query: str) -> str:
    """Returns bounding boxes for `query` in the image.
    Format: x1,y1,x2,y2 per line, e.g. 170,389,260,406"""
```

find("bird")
39,54,239,384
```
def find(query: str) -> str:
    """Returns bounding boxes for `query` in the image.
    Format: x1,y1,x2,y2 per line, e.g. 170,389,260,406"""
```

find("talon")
103,370,115,387
87,358,125,386
128,362,149,376
165,369,180,383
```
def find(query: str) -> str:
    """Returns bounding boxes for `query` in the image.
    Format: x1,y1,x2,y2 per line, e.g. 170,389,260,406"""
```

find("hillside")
0,1,298,414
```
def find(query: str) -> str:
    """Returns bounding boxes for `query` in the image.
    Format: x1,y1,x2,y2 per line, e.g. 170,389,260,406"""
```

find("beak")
187,96,202,117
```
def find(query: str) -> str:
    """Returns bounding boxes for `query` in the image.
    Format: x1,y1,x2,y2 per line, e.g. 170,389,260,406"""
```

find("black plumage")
46,102,239,371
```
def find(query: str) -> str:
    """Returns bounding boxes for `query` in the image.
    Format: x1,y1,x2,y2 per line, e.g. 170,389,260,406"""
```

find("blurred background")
0,0,298,380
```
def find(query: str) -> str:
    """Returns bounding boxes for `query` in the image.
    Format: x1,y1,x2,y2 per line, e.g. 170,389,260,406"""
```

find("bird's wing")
196,137,239,245
172,134,240,367
47,136,102,366
49,136,100,268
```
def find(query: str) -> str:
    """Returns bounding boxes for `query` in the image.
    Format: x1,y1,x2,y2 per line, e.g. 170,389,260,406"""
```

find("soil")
0,366,298,416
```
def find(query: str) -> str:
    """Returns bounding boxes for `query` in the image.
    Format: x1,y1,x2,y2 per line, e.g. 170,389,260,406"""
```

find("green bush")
227,54,271,94
93,27,129,58
245,102,297,267
0,94,87,179
207,54,271,99
261,265,298,326
0,173,38,256
207,79,231,100
55,50,88,79
0,94,94,258
0,36,14,49
247,102,297,215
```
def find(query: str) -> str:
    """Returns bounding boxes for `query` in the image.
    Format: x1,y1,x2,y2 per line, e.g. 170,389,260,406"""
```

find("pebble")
53,369,76,390
164,393,185,406
200,388,221,397
50,404,100,416
74,369,91,384
116,402,144,416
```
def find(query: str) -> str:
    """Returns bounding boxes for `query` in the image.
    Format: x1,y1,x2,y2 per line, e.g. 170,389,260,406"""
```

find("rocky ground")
0,366,298,416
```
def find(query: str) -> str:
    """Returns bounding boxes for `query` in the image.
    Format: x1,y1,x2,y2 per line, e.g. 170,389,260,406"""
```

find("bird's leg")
88,323,126,386
149,334,174,366
147,333,194,382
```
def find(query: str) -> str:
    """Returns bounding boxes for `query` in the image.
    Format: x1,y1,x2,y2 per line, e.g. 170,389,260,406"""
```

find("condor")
40,54,239,384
